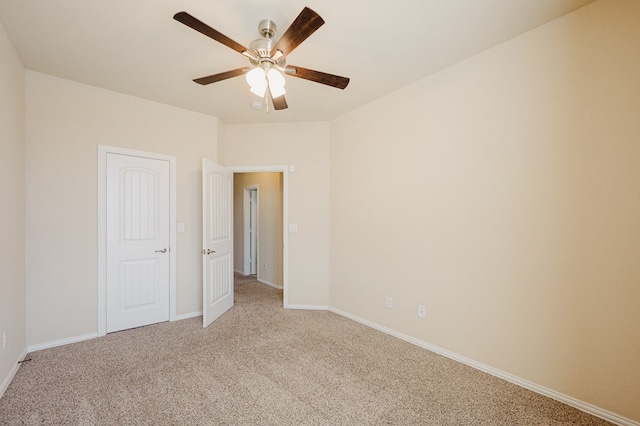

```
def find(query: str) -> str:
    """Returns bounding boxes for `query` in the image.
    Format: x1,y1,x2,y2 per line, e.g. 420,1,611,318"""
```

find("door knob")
155,248,167,253
201,249,215,255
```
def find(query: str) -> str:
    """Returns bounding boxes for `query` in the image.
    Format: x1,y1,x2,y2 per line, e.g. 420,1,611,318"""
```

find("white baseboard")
26,312,203,354
327,307,638,426
257,278,283,290
174,311,202,321
27,333,98,353
0,348,28,400
286,304,329,310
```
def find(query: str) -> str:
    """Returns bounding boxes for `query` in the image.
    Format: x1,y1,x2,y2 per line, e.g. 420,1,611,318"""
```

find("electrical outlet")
418,305,426,319
2,331,7,350
385,296,393,309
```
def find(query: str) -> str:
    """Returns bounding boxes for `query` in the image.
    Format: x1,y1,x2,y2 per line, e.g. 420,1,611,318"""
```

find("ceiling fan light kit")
245,66,286,99
173,7,350,112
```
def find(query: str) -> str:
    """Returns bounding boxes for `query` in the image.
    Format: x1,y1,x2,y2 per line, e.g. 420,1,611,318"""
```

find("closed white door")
202,158,233,328
106,153,170,333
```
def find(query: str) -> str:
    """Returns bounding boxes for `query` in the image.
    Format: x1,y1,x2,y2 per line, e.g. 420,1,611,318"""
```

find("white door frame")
243,185,258,275
97,145,177,337
230,165,289,308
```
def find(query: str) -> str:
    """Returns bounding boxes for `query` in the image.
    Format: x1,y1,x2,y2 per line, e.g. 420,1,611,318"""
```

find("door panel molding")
97,145,177,336
202,158,233,327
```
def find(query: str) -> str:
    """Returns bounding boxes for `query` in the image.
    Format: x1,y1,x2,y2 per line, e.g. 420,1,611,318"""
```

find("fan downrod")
258,19,276,39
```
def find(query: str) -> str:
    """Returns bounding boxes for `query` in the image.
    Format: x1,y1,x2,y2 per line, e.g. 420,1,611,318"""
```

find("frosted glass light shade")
246,67,265,86
249,80,267,97
246,68,267,97
267,68,286,98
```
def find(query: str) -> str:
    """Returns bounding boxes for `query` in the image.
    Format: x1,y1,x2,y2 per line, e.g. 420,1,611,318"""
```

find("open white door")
202,158,233,327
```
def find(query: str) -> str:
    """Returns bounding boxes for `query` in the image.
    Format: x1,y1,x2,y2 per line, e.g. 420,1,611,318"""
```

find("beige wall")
330,0,640,421
0,20,26,393
222,123,330,306
4,0,638,422
233,173,283,287
25,71,219,346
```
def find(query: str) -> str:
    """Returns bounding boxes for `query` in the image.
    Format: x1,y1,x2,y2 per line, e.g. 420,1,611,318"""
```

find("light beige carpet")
0,275,612,425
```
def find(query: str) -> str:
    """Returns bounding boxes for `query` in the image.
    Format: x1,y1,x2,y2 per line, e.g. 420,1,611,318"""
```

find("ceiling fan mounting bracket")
258,19,276,39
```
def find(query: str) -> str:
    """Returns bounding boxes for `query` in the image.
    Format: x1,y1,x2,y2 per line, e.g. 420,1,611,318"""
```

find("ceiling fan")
173,7,350,111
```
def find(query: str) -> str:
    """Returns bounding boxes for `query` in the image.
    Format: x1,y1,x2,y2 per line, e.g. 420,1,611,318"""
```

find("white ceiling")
0,0,595,124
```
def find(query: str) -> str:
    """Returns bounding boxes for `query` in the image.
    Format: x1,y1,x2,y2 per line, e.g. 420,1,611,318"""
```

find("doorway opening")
230,166,288,307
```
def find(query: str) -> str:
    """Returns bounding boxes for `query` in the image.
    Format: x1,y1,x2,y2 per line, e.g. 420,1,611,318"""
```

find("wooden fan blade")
272,95,288,110
288,65,350,89
193,68,248,85
270,7,324,57
269,89,288,110
174,11,247,55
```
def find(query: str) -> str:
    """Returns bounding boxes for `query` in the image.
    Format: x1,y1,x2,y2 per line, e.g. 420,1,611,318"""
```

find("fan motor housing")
249,37,274,60
248,19,286,69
